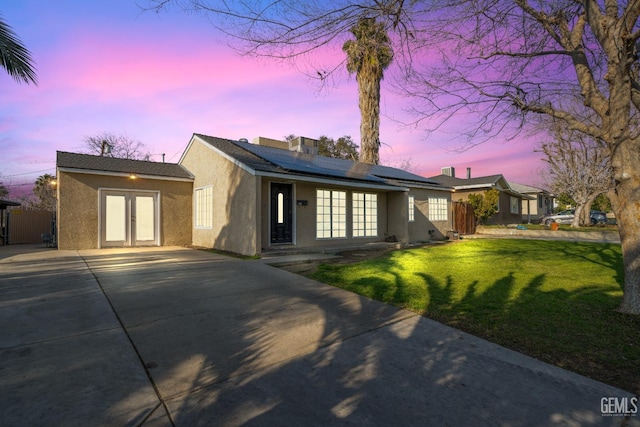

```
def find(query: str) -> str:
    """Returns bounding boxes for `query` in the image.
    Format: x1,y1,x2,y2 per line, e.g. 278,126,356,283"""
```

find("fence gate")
6,208,55,244
453,201,476,235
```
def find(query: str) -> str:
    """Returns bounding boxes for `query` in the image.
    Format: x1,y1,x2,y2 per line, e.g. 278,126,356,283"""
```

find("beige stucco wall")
408,188,452,241
180,138,260,256
57,171,192,250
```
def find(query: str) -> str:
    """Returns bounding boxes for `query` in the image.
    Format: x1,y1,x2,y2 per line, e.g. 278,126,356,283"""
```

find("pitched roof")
428,174,503,188
508,182,550,194
193,133,445,188
56,151,193,180
429,173,534,199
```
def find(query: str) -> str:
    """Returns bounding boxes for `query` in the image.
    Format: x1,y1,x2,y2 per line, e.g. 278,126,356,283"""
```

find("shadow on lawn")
331,242,640,394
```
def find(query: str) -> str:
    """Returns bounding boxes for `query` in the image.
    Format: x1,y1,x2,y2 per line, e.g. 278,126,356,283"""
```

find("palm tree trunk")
358,64,381,164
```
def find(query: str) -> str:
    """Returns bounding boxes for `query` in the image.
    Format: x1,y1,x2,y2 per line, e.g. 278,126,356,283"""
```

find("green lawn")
309,239,640,393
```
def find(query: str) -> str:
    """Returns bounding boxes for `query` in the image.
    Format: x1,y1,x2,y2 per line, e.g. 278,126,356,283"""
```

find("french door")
100,190,159,247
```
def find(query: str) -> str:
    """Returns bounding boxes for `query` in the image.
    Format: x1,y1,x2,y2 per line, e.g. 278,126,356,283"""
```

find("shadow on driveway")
1,246,637,426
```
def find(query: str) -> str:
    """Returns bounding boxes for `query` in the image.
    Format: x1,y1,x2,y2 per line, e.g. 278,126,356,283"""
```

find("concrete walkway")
1,246,637,426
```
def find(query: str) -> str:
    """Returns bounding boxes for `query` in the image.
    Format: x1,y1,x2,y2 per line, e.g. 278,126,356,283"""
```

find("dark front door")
270,183,293,244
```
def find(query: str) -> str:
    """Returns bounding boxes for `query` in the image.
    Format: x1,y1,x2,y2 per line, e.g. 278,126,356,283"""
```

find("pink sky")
0,1,547,197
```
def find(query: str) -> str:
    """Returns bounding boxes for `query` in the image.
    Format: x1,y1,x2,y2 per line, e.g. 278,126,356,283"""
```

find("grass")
308,239,640,393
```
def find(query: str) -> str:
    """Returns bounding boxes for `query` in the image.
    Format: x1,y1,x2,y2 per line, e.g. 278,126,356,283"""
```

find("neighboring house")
56,152,194,250
507,182,555,223
180,134,453,255
429,167,533,225
56,134,453,255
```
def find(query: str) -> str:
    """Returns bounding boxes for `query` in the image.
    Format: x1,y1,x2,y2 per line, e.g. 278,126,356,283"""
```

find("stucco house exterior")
429,167,533,225
56,152,194,250
56,134,453,255
507,182,555,223
180,134,453,255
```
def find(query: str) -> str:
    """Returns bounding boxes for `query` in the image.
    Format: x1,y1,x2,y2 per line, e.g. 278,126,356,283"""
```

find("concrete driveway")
1,246,637,426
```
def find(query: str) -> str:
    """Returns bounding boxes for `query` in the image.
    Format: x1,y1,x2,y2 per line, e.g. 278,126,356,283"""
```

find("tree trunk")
358,64,381,165
571,204,584,228
580,197,596,226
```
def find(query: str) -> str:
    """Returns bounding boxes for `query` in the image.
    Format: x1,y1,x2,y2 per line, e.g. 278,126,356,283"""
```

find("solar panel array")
235,140,440,185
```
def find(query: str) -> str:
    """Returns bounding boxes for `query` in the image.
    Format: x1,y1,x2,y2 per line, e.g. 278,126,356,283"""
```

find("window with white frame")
510,196,519,214
353,192,378,237
408,195,415,222
316,189,346,238
428,197,448,221
194,186,213,228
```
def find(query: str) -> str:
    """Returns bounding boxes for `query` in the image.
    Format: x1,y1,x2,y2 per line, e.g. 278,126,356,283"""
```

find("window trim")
316,189,347,239
353,192,378,238
408,195,415,222
428,197,448,221
510,196,519,214
194,185,213,229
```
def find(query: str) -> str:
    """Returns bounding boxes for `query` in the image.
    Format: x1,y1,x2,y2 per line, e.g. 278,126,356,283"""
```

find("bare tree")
541,122,613,228
83,132,150,160
144,0,640,313
402,1,640,314
0,182,8,199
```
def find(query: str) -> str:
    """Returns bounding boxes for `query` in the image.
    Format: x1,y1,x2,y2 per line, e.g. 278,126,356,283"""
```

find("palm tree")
0,15,37,85
342,18,393,164
33,174,56,212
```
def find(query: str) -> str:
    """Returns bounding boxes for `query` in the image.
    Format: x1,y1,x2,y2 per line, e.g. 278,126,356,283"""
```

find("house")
179,134,453,255
429,167,533,225
56,133,453,255
56,152,194,249
507,182,555,223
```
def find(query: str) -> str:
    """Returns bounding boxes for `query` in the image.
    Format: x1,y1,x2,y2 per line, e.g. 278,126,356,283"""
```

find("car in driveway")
539,209,607,225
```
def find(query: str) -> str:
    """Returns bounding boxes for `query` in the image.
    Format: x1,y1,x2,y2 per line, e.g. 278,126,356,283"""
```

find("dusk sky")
1,1,546,197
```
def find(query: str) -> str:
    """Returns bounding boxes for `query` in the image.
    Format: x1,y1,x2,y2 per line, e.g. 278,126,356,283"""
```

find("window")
510,197,519,214
353,192,378,237
408,196,415,222
538,195,543,208
194,186,213,228
316,189,346,238
428,197,448,221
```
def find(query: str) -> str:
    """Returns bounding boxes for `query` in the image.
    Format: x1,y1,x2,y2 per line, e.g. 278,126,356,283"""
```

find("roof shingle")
56,151,193,180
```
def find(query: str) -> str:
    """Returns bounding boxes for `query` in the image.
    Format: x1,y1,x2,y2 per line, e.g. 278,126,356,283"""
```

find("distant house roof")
429,173,534,199
508,182,552,195
56,151,194,180
191,133,448,191
428,174,504,189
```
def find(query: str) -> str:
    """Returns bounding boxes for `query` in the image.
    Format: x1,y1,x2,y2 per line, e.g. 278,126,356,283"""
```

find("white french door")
100,190,159,247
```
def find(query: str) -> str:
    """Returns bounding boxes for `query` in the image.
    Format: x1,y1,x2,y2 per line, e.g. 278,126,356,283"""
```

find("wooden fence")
4,208,54,245
453,201,476,235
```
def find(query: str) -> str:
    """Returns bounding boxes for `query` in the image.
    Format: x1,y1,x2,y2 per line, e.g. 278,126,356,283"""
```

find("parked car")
539,209,607,225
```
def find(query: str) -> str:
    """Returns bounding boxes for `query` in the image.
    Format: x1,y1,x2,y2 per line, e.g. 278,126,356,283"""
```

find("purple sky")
1,1,546,197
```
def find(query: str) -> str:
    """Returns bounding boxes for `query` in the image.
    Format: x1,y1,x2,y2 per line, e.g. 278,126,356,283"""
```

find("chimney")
467,167,471,179
252,137,288,150
441,166,455,177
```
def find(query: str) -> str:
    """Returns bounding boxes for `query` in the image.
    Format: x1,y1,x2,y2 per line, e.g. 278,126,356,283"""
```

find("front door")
270,183,293,244
101,190,159,247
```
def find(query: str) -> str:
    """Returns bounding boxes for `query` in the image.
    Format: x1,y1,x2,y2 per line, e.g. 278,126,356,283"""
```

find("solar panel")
237,141,388,183
235,141,440,185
